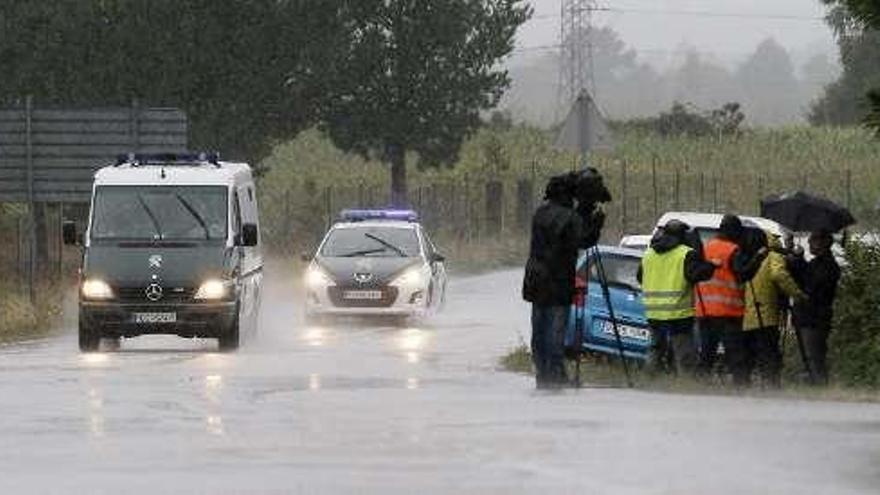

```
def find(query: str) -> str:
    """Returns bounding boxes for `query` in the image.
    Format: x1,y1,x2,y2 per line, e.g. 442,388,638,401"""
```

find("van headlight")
305,265,334,288
82,279,114,300
391,266,426,288
194,279,233,300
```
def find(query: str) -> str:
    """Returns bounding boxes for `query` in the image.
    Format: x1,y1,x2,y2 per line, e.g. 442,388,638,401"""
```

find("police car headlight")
305,265,333,288
82,279,114,300
391,266,426,288
194,279,232,300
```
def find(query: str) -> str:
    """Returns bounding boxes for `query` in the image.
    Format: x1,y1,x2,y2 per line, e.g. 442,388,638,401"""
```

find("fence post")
651,155,659,221
485,180,503,238
712,175,718,212
699,171,705,210
324,186,333,230
846,169,852,210
673,167,680,210
516,179,534,233
25,95,36,303
620,159,628,235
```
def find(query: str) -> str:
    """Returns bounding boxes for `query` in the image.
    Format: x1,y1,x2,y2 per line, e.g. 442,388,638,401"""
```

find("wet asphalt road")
1,269,879,494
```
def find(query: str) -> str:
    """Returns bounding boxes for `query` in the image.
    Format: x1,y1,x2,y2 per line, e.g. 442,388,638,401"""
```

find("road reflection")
203,373,225,436
88,387,105,437
397,327,429,365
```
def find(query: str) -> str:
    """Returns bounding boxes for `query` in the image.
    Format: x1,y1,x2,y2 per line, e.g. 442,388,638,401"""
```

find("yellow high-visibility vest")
641,244,695,321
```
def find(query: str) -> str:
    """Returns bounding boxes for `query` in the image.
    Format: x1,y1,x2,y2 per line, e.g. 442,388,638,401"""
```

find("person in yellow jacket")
734,231,806,387
638,220,714,374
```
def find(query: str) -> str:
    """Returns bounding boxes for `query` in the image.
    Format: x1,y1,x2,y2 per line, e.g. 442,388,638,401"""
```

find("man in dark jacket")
638,220,715,374
522,176,603,388
791,230,840,384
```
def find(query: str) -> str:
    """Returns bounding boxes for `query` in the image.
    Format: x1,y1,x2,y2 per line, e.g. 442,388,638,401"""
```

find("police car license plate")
342,290,383,300
600,321,650,341
133,312,177,324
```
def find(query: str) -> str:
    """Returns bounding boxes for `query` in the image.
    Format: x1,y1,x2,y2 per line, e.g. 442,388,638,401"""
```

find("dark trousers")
647,318,696,375
531,305,568,388
800,323,831,384
725,327,782,387
697,317,742,377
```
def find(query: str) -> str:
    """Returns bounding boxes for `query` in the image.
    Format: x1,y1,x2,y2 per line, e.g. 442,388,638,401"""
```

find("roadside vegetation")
500,237,880,399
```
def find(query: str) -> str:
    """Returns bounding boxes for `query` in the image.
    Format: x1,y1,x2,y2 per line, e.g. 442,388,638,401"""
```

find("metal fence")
258,164,873,255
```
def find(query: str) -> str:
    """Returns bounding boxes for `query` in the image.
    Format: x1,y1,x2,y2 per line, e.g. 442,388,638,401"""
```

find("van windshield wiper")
338,248,386,257
364,233,406,257
136,194,163,240
174,193,210,239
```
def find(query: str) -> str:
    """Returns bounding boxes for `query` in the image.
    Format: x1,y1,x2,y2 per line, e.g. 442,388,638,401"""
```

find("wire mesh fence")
258,164,874,257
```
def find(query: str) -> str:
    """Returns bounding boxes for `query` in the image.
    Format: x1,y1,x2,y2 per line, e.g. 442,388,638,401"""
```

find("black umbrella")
760,191,855,233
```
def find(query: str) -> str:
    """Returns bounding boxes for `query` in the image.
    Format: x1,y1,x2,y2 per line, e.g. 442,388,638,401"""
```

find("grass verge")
0,283,64,344
500,344,880,403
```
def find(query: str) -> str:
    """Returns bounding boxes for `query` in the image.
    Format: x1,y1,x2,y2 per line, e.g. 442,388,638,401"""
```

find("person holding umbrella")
789,230,841,384
761,191,852,385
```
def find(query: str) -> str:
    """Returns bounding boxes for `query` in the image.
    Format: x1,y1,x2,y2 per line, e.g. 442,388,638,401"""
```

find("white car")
304,209,447,321
654,211,790,242
619,234,652,251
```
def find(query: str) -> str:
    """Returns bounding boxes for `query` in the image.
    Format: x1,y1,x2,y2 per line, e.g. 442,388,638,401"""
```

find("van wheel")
78,316,100,352
218,314,240,352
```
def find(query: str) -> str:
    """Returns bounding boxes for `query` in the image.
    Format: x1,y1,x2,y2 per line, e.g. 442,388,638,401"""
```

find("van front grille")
115,286,195,303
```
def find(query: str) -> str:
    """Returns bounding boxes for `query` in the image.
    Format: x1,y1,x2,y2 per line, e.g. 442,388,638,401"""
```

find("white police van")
64,153,262,352
304,209,447,322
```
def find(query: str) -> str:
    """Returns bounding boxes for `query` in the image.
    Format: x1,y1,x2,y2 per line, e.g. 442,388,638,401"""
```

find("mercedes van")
64,153,262,352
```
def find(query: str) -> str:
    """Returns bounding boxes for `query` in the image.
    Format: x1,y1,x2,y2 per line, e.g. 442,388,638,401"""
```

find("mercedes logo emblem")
354,272,373,284
145,283,164,302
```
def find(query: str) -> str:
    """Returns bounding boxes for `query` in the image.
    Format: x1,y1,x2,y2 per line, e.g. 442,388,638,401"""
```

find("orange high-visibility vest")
695,238,745,318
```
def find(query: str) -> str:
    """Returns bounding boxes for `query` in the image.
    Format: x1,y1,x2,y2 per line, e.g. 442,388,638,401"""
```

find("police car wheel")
78,316,100,352
218,315,240,352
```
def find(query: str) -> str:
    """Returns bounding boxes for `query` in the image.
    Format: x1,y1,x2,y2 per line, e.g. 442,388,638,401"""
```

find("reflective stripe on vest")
641,244,694,320
696,238,745,318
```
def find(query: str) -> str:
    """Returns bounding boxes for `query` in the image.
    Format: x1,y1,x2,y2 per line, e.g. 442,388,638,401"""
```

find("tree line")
0,0,531,203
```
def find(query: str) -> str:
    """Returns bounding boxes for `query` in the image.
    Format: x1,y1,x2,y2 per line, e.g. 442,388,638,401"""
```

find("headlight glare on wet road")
194,279,231,300
81,279,114,300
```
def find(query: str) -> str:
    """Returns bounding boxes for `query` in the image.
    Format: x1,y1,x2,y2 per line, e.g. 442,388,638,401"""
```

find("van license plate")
133,312,177,324
342,290,383,300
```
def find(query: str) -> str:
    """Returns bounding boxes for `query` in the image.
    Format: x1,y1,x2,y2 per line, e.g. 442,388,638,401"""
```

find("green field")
257,125,880,258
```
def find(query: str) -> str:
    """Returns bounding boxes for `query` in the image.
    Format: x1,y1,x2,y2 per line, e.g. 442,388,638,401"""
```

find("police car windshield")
322,226,420,258
91,186,228,241
589,255,641,291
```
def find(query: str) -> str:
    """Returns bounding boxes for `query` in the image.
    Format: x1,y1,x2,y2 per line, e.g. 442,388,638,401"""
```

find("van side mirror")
300,252,313,263
239,223,258,247
430,252,446,263
63,221,78,246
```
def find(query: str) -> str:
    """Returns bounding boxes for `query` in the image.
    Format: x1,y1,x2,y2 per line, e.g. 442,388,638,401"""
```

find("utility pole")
558,0,598,111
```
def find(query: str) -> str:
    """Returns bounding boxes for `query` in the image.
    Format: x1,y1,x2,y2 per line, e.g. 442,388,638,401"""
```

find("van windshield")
91,186,228,241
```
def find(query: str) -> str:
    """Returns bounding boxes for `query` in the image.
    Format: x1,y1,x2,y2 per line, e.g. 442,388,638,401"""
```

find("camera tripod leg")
592,246,634,388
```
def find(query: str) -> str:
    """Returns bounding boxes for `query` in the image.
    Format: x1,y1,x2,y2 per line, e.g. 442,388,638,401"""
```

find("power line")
532,7,825,22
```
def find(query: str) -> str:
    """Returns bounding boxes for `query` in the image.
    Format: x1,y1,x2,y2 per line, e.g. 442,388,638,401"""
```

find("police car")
304,209,447,321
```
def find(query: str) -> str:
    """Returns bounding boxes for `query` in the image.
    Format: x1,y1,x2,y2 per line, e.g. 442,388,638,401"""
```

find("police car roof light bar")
339,209,419,222
115,152,221,168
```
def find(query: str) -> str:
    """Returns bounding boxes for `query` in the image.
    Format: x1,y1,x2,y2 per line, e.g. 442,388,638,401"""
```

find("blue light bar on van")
339,209,419,222
115,152,220,167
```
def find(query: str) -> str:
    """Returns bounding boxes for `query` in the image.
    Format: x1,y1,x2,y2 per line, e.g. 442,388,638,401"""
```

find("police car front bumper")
305,284,428,318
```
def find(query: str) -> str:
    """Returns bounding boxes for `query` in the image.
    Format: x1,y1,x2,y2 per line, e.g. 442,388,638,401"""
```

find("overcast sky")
513,0,838,69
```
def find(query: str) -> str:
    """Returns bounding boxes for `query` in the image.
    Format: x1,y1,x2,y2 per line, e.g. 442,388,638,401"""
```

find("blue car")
567,245,652,360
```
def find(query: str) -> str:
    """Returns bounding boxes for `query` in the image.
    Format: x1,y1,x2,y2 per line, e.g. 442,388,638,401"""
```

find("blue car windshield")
590,255,641,292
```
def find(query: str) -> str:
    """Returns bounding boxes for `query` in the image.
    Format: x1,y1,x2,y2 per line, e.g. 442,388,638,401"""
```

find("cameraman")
522,174,604,389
